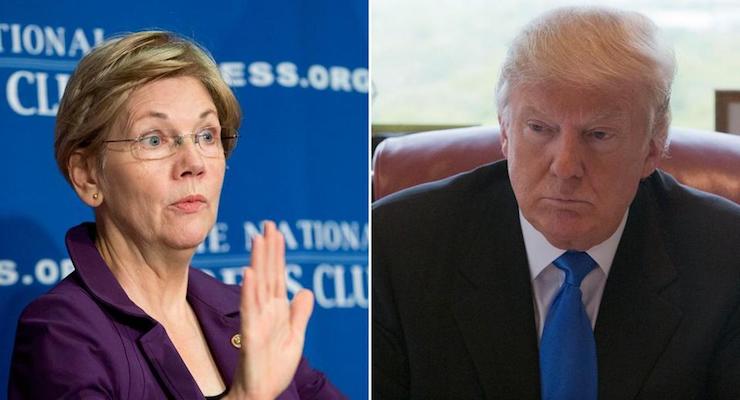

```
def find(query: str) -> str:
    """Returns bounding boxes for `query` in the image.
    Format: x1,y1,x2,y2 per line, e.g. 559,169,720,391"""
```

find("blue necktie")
540,251,598,400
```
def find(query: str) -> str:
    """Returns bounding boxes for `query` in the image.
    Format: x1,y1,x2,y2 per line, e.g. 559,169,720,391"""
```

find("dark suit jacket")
9,223,344,400
372,161,740,400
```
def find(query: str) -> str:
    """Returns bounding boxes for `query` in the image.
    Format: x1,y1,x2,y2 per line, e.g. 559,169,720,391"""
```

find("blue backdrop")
0,1,368,398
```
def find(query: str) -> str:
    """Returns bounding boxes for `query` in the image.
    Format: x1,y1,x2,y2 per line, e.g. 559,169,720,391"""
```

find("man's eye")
590,131,611,140
527,123,545,132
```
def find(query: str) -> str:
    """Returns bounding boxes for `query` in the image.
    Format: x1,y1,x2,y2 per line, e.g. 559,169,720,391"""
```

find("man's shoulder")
644,170,740,257
371,161,520,285
373,160,511,217
647,170,740,229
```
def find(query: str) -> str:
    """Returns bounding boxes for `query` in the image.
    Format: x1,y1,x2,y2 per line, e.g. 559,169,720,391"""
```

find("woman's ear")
68,151,103,207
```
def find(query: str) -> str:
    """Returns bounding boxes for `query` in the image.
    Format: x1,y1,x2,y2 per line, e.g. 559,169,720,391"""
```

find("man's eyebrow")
520,106,628,123
587,110,629,124
520,106,548,117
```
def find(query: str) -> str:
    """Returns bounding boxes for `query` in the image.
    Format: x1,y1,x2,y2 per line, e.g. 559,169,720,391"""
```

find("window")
372,0,740,131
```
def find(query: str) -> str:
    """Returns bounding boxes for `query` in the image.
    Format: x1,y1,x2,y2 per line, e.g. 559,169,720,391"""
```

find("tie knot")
553,251,597,287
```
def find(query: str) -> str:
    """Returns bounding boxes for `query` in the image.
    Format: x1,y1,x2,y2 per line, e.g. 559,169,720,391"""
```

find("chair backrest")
372,126,740,204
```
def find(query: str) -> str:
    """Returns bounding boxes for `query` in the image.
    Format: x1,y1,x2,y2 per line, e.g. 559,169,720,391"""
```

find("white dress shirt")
519,210,628,340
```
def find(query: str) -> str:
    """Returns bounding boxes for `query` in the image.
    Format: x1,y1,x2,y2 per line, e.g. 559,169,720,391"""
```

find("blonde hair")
55,30,241,183
495,7,675,149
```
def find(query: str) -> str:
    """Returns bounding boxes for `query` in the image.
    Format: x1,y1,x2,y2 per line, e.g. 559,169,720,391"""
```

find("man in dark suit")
372,6,740,400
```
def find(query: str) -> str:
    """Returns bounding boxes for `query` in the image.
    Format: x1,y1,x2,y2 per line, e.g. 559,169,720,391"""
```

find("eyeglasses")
103,126,239,160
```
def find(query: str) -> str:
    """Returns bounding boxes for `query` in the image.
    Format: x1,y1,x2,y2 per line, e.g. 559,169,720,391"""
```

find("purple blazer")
9,223,346,399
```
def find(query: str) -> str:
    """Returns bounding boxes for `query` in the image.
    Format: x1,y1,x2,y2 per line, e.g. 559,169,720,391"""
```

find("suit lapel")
446,165,683,399
452,173,541,400
189,296,241,388
67,224,202,399
187,269,242,388
595,182,682,400
138,324,203,399
136,270,242,399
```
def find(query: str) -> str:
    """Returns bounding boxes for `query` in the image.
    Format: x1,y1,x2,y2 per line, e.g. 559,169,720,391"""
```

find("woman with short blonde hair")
10,31,345,400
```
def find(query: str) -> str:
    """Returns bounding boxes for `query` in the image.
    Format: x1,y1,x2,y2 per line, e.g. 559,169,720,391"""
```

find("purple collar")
65,222,242,391
65,222,240,318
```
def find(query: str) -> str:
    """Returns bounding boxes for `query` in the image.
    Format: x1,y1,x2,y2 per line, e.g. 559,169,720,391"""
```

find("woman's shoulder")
20,270,106,323
9,271,125,398
15,270,125,353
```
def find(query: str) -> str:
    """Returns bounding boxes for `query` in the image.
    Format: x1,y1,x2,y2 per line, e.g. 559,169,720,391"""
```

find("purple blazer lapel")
66,223,245,399
187,269,242,388
139,324,204,399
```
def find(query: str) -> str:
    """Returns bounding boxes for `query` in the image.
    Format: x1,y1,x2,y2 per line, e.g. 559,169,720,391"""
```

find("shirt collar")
519,210,628,280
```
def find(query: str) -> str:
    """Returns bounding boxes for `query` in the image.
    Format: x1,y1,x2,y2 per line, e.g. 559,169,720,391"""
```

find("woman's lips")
171,195,207,213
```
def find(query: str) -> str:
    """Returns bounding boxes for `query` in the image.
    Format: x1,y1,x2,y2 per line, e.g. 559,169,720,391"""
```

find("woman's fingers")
275,229,287,297
266,222,286,297
260,221,287,298
248,221,290,306
241,267,256,316
290,289,314,336
234,221,311,400
264,221,277,297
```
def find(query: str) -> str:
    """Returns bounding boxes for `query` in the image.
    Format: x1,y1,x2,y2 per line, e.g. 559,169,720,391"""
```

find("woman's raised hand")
227,221,314,400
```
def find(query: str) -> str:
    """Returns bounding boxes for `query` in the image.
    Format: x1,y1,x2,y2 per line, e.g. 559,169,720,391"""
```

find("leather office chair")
373,126,740,204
